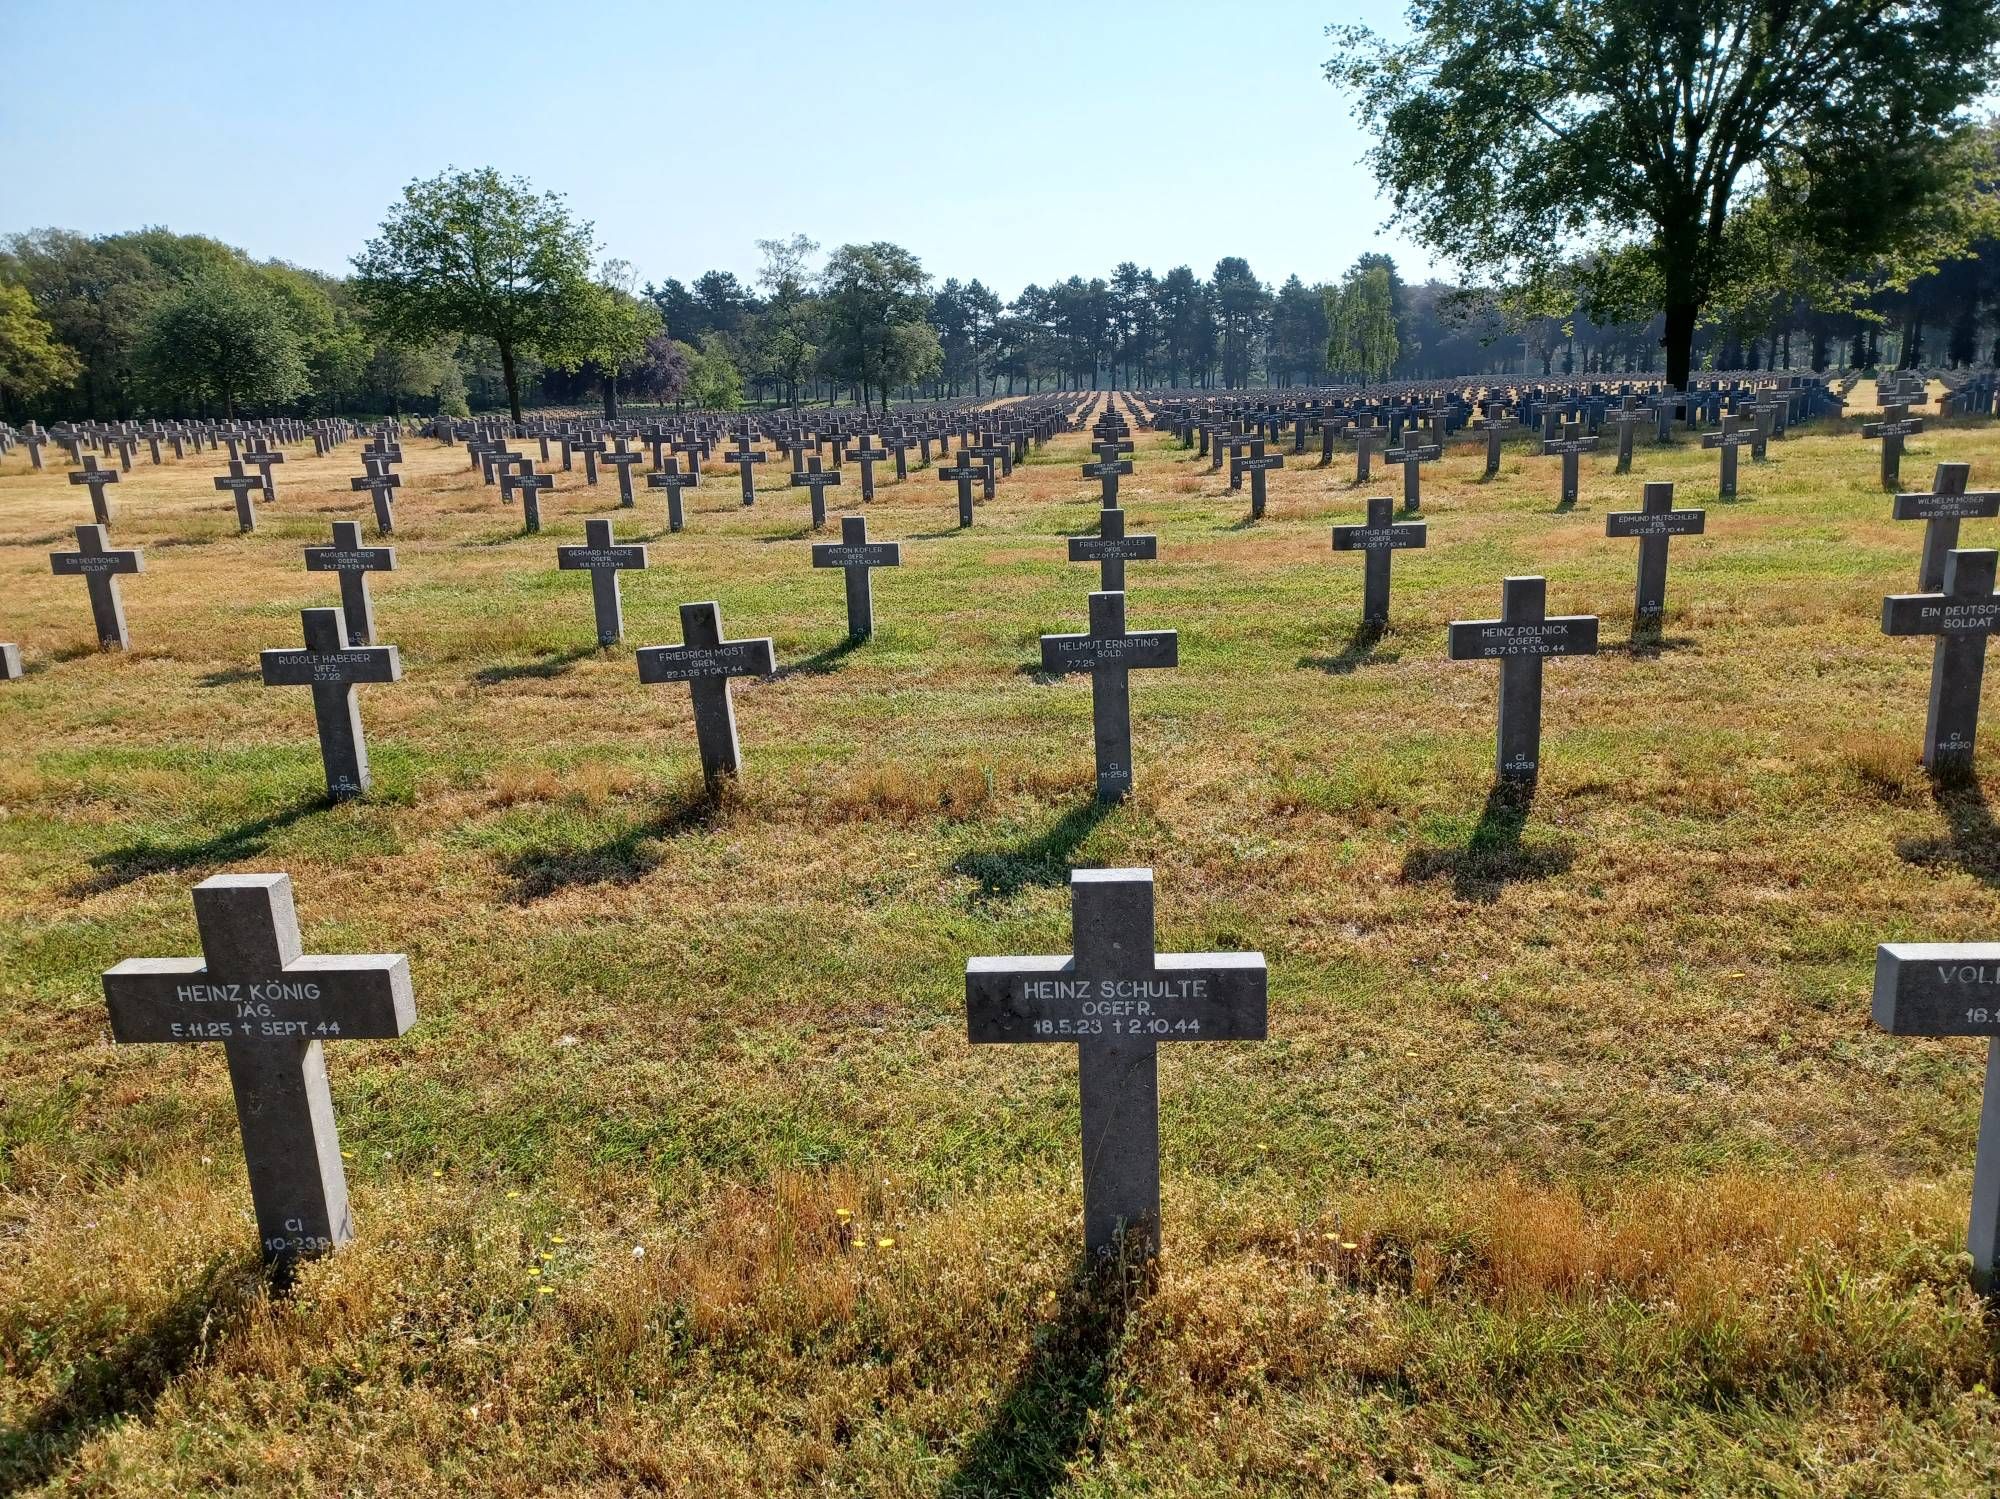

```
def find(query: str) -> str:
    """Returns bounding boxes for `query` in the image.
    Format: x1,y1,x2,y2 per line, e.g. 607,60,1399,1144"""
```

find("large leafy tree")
819,242,935,412
0,283,81,411
1326,0,2000,388
135,267,310,416
352,168,598,422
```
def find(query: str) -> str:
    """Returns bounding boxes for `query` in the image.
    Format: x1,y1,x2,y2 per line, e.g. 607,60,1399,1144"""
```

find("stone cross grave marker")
647,456,697,533
843,432,887,502
635,602,777,787
1070,506,1157,592
965,867,1267,1258
1234,438,1285,519
1448,577,1600,780
557,518,648,647
50,523,142,650
351,467,401,535
725,429,765,506
571,434,605,486
1345,418,1385,483
68,454,120,525
511,461,555,533
100,872,414,1273
1541,421,1599,507
1041,591,1178,804
1883,548,2000,776
1700,414,1754,499
939,450,983,528
242,442,284,501
792,453,842,530
260,608,402,799
1083,439,1135,505
215,459,266,533
304,521,395,647
812,514,900,641
1864,404,1925,491
1872,942,2000,1290
1894,463,2000,592
603,438,645,507
1604,400,1648,475
1332,495,1427,629
1605,481,1705,630
1383,427,1441,512
1482,406,1519,478
967,435,1007,499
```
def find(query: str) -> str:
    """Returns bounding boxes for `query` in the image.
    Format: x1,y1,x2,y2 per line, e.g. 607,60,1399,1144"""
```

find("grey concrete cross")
68,454,120,524
1883,548,2000,776
1447,577,1600,780
1040,591,1178,804
558,517,648,646
1069,506,1157,592
811,514,900,640
50,523,142,649
304,521,395,646
100,873,415,1274
1893,463,2000,593
1605,482,1705,630
1332,495,1426,628
791,453,842,530
1863,404,1925,491
635,602,777,787
965,868,1267,1258
351,468,401,535
260,608,402,799
1540,421,1599,507
215,459,265,532
1700,415,1755,499
938,451,983,527
646,456,697,532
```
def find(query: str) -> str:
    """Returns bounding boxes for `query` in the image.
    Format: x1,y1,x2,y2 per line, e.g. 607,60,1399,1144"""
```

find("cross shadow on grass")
197,665,262,687
909,526,970,540
70,799,326,897
0,1253,262,1497
503,779,728,901
1897,776,2000,887
1400,778,1574,902
1299,623,1400,675
954,798,1113,900
942,1250,1150,1499
1618,622,1699,659
775,637,863,679
474,644,596,685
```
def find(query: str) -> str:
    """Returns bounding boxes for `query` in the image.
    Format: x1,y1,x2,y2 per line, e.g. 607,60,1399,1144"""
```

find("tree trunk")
1663,301,1698,391
499,339,523,424
602,370,619,421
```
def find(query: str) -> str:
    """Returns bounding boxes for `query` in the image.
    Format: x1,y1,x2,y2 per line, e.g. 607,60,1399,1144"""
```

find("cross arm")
1068,535,1158,561
103,952,414,1042
1040,630,1178,673
1882,593,2000,636
1447,617,1599,659
965,952,1268,1043
260,644,403,685
635,638,776,683
1873,943,2000,1036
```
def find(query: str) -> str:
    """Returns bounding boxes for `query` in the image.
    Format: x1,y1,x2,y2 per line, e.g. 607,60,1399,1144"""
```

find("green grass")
3,393,2000,1493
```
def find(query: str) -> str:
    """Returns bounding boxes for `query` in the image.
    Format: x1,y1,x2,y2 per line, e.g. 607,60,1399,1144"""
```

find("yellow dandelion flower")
537,1286,554,1296
527,1266,542,1277
876,1236,896,1249
550,1236,566,1245
1341,1241,1359,1252
506,1190,521,1199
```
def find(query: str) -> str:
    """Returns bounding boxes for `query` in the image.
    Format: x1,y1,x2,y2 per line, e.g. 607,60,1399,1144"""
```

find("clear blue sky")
0,0,1433,298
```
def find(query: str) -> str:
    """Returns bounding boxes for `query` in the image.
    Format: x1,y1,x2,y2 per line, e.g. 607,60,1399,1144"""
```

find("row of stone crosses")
14,384,2000,1292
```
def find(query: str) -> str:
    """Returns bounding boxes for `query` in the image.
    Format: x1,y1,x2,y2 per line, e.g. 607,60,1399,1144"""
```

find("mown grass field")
5,386,2000,1495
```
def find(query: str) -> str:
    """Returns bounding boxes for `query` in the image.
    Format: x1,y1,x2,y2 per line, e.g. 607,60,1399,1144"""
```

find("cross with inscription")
1233,438,1285,520
1383,426,1441,512
557,517,648,647
884,429,915,481
967,436,1007,500
938,450,983,527
571,434,606,486
646,456,698,533
1604,400,1649,475
1344,418,1385,483
1082,440,1135,506
68,454,120,525
1895,464,2000,592
1864,404,1925,491
843,432,887,502
351,468,400,535
304,521,395,646
812,514,901,641
260,608,402,799
791,453,843,529
1605,481,1705,630
510,461,556,533
1883,548,2000,776
725,429,765,506
100,873,415,1275
1873,940,2000,1290
965,867,1267,1258
1482,406,1519,478
602,438,645,508
1448,577,1600,780
1070,506,1157,592
215,459,266,533
50,524,143,650
1540,421,1599,507
1041,591,1178,804
1700,414,1755,499
1332,495,1427,629
635,602,778,787
242,442,285,501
